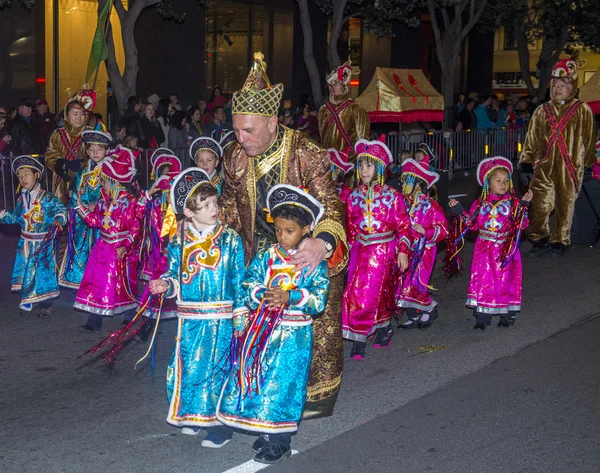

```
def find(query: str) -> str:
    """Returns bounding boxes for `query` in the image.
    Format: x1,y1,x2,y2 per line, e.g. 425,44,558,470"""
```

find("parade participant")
0,156,66,316
413,143,439,200
318,60,370,162
217,184,329,464
219,130,237,154
149,168,247,447
328,147,353,202
45,84,96,204
59,130,111,289
341,138,410,359
520,58,596,257
190,137,223,194
448,157,533,329
396,155,447,330
74,146,141,332
220,52,348,418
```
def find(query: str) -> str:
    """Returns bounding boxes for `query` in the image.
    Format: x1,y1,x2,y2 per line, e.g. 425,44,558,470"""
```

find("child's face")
489,169,510,195
273,216,309,252
358,159,376,184
87,144,108,163
159,163,172,176
414,151,426,162
184,195,219,229
16,168,39,190
283,99,292,110
195,151,218,176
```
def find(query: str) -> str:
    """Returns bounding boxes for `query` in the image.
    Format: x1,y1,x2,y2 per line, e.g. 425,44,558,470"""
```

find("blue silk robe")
163,223,247,429
217,244,330,434
0,185,67,311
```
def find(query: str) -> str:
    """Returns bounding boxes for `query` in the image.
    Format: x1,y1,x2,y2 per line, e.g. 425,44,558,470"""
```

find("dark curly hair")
271,204,313,229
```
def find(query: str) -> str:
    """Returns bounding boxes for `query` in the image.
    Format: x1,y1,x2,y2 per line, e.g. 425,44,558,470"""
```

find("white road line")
222,450,298,473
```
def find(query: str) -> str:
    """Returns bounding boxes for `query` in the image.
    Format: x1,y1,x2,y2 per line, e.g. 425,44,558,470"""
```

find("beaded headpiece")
12,155,44,175
189,137,223,161
170,168,212,214
267,184,324,230
82,130,112,147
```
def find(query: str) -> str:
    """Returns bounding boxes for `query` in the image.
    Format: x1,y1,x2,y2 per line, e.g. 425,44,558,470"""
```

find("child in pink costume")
342,137,411,360
396,156,448,330
75,146,142,332
448,157,533,330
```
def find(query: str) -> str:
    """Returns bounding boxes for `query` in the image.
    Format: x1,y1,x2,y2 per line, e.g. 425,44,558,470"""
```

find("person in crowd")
198,98,210,125
36,99,56,150
149,168,246,447
218,184,329,464
187,106,204,140
396,155,447,330
155,99,171,148
168,110,190,152
111,123,127,148
342,137,410,359
0,156,66,316
487,94,500,123
208,86,227,112
519,58,597,257
190,137,223,194
297,102,319,140
203,106,228,141
0,113,12,154
456,93,466,115
46,85,94,204
474,95,496,130
147,93,161,109
8,99,41,156
448,157,532,329
169,93,182,112
141,102,165,149
458,98,477,130
328,147,353,202
75,146,141,332
59,130,112,290
124,96,145,144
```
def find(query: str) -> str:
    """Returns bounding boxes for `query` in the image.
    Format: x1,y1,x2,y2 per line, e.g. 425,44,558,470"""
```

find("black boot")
497,317,511,328
398,308,419,329
550,242,568,258
529,238,551,257
253,442,292,464
136,318,157,343
373,326,393,348
350,341,366,360
418,307,438,330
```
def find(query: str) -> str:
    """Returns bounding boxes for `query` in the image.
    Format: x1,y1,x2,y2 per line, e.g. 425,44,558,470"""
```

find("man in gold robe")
318,61,370,161
220,53,348,418
520,58,596,257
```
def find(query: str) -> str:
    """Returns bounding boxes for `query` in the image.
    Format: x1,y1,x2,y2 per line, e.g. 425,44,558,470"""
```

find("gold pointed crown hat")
232,52,284,117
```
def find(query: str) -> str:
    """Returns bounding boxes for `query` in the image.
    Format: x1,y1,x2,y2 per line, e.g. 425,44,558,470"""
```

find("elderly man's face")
551,78,574,102
232,114,278,157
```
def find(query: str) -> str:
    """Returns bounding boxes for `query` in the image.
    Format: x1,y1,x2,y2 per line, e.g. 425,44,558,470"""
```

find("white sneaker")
181,427,201,436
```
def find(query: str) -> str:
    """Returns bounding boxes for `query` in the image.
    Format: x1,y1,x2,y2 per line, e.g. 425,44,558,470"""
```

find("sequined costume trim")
73,301,138,316
466,299,521,314
176,300,234,320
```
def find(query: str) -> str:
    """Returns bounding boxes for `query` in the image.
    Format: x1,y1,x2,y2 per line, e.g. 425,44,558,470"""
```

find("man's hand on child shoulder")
149,279,169,295
264,287,290,307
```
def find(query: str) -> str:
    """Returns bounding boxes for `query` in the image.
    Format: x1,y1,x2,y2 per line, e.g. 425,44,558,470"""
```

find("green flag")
85,0,113,84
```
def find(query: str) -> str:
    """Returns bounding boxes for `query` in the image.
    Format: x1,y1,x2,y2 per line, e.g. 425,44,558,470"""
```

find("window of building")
503,26,518,51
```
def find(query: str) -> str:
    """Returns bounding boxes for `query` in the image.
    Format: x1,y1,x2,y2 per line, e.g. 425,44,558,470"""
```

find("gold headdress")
232,52,284,117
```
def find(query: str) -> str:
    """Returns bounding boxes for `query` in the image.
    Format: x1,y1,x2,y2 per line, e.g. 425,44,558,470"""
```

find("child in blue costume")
59,130,111,289
149,168,247,448
217,184,330,465
0,156,67,315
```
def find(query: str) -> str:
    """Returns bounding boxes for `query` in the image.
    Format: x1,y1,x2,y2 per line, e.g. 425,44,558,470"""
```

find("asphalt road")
1,219,599,472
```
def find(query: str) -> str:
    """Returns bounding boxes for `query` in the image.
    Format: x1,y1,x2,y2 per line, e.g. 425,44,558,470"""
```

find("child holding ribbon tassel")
396,154,448,330
59,130,111,290
148,168,247,448
217,184,330,465
447,156,532,330
341,137,411,360
74,146,142,332
0,156,66,316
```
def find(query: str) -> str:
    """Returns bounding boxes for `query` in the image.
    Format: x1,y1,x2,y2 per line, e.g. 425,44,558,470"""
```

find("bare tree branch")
296,0,325,107
113,0,126,22
426,0,446,72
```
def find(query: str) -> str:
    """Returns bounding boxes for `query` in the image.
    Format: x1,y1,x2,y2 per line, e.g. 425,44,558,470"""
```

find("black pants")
207,425,233,440
263,433,292,447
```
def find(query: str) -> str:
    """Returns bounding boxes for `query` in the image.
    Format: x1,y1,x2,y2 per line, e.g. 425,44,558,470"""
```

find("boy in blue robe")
217,184,330,464
149,167,247,448
0,156,66,315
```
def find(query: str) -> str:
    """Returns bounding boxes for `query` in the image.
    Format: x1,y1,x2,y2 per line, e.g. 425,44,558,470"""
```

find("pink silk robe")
342,183,411,342
74,188,141,316
465,195,529,314
396,194,448,311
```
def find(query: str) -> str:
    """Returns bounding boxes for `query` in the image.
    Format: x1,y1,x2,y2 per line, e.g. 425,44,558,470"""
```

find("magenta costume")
342,139,411,343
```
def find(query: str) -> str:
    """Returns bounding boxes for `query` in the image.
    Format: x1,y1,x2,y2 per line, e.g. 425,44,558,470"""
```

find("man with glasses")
520,58,596,257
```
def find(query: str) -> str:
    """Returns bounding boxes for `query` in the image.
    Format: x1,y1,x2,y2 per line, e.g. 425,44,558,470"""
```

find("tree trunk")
296,0,324,108
515,23,536,96
327,0,347,70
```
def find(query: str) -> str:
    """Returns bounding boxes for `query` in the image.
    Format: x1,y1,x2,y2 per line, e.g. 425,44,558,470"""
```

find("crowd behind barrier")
0,128,526,211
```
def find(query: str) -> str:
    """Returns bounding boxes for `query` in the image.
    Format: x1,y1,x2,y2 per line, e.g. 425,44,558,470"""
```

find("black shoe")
418,308,438,330
135,319,156,343
253,443,292,464
251,435,269,454
350,341,366,360
473,323,486,330
373,326,393,348
529,239,551,257
79,324,99,333
550,243,568,258
497,318,511,328
398,316,419,329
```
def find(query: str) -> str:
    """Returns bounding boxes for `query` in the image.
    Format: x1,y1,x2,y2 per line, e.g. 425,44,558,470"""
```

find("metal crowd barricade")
385,127,526,179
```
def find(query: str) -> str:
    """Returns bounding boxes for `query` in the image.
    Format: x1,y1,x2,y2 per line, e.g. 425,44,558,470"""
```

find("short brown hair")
186,183,218,211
